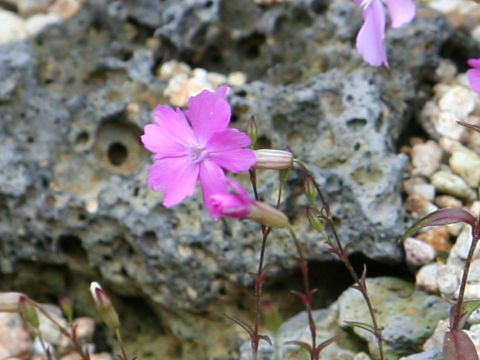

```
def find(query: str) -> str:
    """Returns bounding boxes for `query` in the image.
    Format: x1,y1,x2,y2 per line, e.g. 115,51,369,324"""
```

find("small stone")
38,304,68,346
91,354,113,360
25,13,62,36
404,194,438,217
448,226,480,267
404,237,436,267
58,317,95,353
416,262,440,293
431,170,476,200
449,150,480,187
17,0,51,17
412,183,436,201
411,140,443,177
469,201,480,218
0,10,28,45
403,177,428,196
436,264,461,300
428,0,462,13
422,319,449,352
416,226,451,253
439,85,476,119
434,60,457,84
0,313,32,359
433,111,466,140
49,0,84,19
433,195,462,208
439,136,470,154
227,71,247,87
157,60,191,79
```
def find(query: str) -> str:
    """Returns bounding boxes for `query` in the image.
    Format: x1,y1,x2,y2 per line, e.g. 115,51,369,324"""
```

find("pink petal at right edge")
209,148,257,173
185,87,232,142
468,58,480,70
147,157,199,207
356,0,389,67
467,68,480,94
386,0,416,29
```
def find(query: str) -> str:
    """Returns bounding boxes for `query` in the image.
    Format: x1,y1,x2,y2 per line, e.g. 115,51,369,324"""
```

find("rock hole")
107,142,128,166
58,234,87,260
346,118,367,132
75,131,89,145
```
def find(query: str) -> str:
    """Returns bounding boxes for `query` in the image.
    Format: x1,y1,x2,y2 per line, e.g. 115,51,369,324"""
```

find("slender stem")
294,159,384,360
288,226,318,359
452,226,480,330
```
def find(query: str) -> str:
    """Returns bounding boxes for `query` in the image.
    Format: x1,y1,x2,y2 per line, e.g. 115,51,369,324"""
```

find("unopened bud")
18,296,39,329
248,201,289,228
306,207,324,234
90,282,120,330
0,292,24,312
254,149,293,170
59,295,74,323
247,116,257,146
304,176,317,204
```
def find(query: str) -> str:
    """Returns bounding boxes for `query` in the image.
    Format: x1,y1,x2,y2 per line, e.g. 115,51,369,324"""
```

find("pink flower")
467,58,480,94
141,86,256,209
355,0,416,67
209,180,289,228
209,179,253,220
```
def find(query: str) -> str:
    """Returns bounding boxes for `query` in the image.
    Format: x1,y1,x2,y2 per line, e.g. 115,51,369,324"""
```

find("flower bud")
248,201,289,228
306,207,324,234
18,295,39,329
254,149,293,170
247,115,257,146
90,282,120,330
59,295,74,323
304,176,317,204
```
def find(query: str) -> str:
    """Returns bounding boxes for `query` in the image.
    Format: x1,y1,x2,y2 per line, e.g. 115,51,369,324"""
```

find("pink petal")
468,58,480,70
467,69,480,94
153,105,196,145
185,87,232,142
386,0,416,28
147,157,199,207
199,159,228,213
356,0,388,67
208,179,252,220
209,149,257,173
141,124,188,157
209,193,252,220
207,128,252,151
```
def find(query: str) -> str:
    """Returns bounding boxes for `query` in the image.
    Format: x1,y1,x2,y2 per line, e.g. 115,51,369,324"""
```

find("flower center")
190,145,209,163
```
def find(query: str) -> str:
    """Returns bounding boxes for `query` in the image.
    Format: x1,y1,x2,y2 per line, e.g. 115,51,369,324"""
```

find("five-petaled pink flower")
141,86,256,210
467,58,480,94
355,0,416,67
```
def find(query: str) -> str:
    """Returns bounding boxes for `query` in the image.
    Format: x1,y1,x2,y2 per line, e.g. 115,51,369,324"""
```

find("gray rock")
337,277,449,360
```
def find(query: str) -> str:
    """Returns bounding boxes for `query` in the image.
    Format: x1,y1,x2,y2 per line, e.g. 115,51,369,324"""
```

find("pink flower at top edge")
355,0,416,67
208,179,253,221
467,58,480,94
141,86,257,210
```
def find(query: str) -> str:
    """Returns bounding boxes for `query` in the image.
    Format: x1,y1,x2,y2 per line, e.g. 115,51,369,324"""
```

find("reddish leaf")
402,208,476,242
443,330,479,360
314,336,339,357
285,340,313,354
